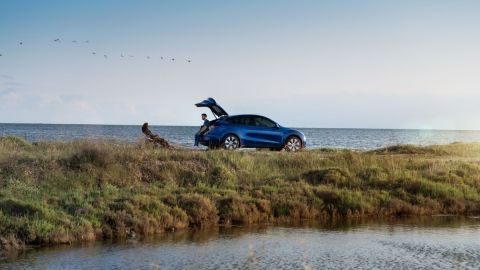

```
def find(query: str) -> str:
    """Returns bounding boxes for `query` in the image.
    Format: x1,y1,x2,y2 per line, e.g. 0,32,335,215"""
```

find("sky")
1,0,480,129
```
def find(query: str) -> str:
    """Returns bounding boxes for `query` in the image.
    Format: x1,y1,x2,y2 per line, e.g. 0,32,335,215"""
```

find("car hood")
195,98,228,118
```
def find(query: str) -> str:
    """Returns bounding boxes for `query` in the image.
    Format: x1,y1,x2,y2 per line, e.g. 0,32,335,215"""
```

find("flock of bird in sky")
0,38,192,63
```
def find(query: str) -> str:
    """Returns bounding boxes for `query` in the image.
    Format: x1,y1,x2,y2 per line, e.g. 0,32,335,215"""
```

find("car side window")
240,116,255,126
226,117,238,125
254,117,277,128
227,116,250,126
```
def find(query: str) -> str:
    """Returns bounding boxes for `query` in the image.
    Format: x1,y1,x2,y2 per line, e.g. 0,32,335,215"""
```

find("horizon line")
1,122,479,132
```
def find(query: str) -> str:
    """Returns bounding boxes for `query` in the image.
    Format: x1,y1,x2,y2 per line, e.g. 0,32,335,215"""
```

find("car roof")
221,114,277,123
225,114,268,118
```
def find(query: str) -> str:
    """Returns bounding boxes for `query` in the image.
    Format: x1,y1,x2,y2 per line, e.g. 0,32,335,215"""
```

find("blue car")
195,98,306,151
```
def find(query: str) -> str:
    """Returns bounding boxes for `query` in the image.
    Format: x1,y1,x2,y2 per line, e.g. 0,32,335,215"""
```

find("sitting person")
141,122,171,148
194,113,210,146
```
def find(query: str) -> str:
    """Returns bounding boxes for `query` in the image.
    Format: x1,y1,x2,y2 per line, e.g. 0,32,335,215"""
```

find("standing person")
194,113,209,146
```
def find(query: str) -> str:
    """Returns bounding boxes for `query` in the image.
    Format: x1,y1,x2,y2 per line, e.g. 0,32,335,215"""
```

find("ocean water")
1,123,480,150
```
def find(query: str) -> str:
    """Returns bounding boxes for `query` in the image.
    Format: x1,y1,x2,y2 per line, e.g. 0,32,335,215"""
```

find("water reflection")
2,216,480,269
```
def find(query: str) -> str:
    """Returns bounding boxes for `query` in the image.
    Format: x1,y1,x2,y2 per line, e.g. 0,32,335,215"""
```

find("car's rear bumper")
199,134,221,147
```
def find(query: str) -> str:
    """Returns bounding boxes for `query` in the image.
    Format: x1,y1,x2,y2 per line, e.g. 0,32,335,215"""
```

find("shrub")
0,199,45,218
216,196,270,224
315,188,372,215
303,168,350,187
209,165,235,187
270,198,319,219
370,144,440,155
178,193,218,226
66,144,112,169
0,136,31,148
357,167,390,188
402,178,463,200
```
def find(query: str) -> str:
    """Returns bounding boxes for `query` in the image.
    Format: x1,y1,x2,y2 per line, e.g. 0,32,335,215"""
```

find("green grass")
1,137,480,250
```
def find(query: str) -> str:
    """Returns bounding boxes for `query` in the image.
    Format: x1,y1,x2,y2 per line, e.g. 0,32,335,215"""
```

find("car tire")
222,134,240,150
284,136,302,152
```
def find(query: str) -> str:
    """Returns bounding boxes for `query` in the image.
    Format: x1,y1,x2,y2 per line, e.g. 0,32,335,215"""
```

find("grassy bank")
1,136,480,250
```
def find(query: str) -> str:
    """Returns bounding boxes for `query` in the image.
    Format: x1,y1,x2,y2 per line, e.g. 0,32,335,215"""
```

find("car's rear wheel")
222,135,240,150
284,136,302,152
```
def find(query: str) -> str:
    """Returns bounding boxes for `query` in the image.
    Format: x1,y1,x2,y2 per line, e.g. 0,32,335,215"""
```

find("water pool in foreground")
1,217,480,270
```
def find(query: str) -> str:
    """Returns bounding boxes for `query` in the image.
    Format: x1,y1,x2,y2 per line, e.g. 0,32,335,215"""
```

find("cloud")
1,81,23,87
126,103,138,115
0,74,14,80
0,75,24,93
59,94,86,103
0,88,21,104
0,87,16,96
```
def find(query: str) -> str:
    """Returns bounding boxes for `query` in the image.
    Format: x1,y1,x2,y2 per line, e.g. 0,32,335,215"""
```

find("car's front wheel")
284,136,302,152
222,135,240,150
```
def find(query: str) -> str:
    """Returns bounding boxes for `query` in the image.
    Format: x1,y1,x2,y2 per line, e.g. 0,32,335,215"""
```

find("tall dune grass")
1,136,480,250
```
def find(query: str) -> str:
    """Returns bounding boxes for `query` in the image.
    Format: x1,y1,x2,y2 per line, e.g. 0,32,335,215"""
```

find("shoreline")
3,214,480,259
1,136,480,252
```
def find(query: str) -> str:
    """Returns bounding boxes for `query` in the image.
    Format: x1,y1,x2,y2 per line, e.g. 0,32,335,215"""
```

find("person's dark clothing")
194,119,210,146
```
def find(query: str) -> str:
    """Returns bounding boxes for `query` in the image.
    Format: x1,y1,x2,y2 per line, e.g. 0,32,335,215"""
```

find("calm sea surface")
1,217,480,270
1,123,480,149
